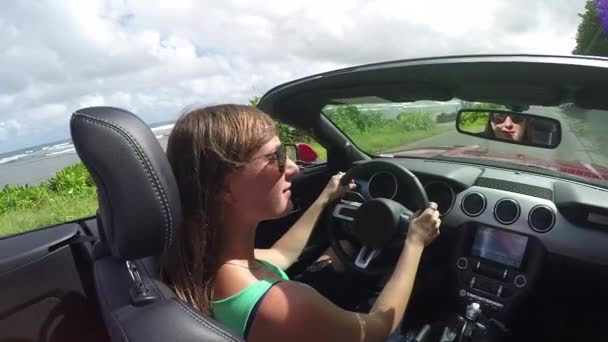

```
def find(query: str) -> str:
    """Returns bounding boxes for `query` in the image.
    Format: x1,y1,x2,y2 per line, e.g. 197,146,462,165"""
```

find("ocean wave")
0,153,29,165
151,124,175,132
45,148,76,156
42,142,73,152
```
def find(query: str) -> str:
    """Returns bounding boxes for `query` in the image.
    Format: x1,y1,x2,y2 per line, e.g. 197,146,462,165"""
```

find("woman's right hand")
406,202,441,247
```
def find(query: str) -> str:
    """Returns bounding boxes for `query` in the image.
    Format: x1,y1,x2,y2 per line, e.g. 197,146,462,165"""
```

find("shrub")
396,112,436,131
436,112,457,123
0,162,97,215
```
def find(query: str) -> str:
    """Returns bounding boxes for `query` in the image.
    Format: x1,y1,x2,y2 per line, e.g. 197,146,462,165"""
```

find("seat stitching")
73,113,173,250
73,112,173,249
174,300,240,341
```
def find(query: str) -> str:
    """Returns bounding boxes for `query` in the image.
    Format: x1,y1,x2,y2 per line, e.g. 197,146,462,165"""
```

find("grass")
0,163,98,239
309,141,327,161
460,120,487,134
0,120,453,238
0,194,98,238
350,123,454,154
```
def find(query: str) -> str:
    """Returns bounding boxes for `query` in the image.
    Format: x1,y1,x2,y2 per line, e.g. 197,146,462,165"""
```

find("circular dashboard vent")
528,205,555,233
494,198,520,224
461,192,486,217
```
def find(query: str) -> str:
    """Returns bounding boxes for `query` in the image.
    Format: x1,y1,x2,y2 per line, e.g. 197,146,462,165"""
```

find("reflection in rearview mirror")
456,109,562,149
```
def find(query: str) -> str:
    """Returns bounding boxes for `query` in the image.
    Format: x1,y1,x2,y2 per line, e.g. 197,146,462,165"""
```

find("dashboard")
349,157,608,267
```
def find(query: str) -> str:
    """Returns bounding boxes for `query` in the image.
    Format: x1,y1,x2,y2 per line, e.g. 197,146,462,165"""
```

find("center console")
420,224,547,342
453,224,544,324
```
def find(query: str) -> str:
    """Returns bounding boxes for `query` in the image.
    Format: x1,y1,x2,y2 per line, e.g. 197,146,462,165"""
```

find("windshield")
323,99,608,187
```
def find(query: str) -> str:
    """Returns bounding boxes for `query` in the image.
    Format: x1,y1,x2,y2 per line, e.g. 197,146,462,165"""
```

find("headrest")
70,107,182,259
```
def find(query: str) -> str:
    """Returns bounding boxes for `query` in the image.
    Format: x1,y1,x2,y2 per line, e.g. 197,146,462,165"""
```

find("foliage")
460,102,506,111
0,194,98,238
0,162,98,237
573,0,608,57
436,112,457,123
459,111,489,126
0,163,97,216
350,124,453,154
324,105,382,134
250,96,313,144
396,112,436,131
46,163,95,194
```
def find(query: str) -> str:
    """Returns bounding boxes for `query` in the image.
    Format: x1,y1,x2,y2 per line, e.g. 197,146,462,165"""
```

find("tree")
249,96,311,144
436,112,457,123
573,0,608,57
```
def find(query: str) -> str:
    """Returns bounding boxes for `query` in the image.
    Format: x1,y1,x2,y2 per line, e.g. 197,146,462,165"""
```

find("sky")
0,0,589,154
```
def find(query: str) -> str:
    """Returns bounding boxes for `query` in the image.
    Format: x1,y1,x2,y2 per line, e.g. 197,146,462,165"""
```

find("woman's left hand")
319,171,356,205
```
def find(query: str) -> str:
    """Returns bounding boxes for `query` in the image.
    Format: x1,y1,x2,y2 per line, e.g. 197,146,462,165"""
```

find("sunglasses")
491,113,525,125
255,144,287,174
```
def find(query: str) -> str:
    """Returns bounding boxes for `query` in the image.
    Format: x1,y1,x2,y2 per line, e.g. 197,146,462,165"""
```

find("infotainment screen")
471,226,528,268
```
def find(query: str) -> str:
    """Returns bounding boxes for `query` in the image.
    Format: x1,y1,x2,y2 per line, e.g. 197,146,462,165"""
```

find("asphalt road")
386,110,608,167
2,109,607,188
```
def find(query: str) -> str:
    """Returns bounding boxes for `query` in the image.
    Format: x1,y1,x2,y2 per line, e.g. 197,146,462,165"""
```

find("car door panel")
0,222,107,342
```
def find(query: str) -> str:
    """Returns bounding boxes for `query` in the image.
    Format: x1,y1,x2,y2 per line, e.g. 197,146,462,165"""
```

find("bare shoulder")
247,281,364,342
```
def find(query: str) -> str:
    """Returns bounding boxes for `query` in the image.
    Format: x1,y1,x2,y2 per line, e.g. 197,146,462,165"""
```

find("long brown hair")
162,104,276,313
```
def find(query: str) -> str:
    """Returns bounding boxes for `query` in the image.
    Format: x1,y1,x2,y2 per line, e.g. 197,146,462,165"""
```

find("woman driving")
487,112,529,142
163,104,441,341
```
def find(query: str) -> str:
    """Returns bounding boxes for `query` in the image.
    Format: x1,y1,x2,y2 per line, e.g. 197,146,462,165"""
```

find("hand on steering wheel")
320,171,357,204
327,159,430,276
407,202,441,247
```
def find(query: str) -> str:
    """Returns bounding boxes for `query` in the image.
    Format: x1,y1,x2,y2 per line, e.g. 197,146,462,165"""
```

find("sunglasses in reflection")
490,113,525,125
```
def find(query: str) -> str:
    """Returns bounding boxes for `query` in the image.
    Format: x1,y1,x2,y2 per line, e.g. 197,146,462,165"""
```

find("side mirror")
456,109,562,149
284,143,318,165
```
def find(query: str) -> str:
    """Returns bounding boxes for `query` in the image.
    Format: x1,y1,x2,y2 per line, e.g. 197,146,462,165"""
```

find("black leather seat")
70,107,243,342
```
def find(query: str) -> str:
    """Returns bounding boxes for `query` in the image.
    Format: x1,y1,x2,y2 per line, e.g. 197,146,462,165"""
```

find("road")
385,109,608,167
2,109,608,188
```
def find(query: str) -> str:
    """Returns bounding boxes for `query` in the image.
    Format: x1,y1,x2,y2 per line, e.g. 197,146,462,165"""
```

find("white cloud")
0,120,22,142
0,0,588,153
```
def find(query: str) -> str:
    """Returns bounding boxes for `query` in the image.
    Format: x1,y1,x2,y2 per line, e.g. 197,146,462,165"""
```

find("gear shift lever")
458,303,486,342
465,303,482,321
440,303,488,342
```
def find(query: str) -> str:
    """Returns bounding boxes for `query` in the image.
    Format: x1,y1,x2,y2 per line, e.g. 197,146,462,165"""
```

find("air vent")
475,178,553,200
461,192,486,217
528,205,555,233
494,198,520,224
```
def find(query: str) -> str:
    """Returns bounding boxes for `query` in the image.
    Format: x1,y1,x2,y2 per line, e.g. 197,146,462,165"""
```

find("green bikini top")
212,260,289,338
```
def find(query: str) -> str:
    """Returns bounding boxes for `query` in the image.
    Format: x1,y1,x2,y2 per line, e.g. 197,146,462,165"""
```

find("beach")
0,123,174,188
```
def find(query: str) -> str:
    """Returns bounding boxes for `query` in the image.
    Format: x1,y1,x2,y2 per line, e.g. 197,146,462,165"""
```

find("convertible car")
2,55,608,342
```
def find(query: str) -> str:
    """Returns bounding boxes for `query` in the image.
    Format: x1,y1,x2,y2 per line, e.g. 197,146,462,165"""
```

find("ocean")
0,121,175,188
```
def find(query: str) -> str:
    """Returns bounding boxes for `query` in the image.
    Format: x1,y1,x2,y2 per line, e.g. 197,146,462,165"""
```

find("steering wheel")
327,159,429,276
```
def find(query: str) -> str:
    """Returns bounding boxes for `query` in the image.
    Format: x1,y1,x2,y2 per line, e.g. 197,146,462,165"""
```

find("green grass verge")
0,163,98,239
0,194,98,238
460,121,487,134
350,123,454,154
309,141,327,161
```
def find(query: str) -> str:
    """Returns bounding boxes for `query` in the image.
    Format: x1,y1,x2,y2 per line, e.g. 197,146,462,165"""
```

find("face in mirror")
456,109,562,148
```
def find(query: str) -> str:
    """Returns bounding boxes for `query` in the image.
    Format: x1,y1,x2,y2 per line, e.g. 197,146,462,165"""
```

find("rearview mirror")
456,109,562,149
